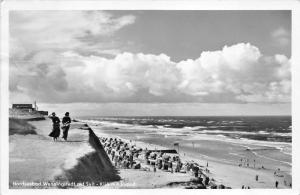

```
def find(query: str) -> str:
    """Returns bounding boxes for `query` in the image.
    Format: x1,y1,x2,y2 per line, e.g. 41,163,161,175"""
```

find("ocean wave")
84,119,290,137
197,129,291,137
79,117,291,144
80,119,134,128
271,132,292,137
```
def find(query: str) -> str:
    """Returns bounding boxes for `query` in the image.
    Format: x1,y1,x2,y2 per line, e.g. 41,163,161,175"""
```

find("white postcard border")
1,1,300,195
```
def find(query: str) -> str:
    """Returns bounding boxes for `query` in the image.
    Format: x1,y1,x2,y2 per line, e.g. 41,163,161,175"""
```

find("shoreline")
85,120,292,189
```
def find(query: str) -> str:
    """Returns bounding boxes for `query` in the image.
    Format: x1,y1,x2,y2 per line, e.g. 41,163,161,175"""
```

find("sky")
9,10,291,116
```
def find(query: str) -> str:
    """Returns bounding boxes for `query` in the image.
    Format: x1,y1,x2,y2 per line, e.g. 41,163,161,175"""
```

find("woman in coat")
48,112,61,141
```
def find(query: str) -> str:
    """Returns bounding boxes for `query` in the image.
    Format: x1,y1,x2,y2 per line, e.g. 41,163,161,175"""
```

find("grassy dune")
9,118,37,135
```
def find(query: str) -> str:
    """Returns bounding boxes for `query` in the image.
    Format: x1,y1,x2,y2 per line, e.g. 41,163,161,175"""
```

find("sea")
79,116,292,143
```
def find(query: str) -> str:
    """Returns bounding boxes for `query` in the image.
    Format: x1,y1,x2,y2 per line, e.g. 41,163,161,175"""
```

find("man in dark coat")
49,112,61,141
62,112,71,141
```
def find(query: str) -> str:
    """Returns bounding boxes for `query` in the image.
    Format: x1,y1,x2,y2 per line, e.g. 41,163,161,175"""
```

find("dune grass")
9,118,37,135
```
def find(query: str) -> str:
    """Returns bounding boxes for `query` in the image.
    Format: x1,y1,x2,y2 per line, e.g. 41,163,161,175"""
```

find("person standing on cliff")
62,112,71,141
48,112,61,141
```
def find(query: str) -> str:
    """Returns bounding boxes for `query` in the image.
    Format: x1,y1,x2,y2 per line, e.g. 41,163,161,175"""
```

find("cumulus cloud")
176,43,290,103
271,27,291,47
9,11,290,104
10,11,136,60
10,42,291,103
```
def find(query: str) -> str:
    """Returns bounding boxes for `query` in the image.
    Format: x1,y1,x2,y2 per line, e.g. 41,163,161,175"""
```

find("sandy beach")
87,120,292,189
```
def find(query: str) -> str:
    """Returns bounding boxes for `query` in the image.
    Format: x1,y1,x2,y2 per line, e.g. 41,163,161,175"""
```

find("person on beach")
275,181,279,188
205,177,210,185
193,166,199,177
48,112,61,141
61,112,71,141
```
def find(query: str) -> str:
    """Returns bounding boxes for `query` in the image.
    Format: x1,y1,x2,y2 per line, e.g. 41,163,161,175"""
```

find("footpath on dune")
9,118,120,188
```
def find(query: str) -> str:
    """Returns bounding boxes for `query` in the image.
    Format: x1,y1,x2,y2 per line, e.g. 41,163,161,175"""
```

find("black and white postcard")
1,0,300,194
